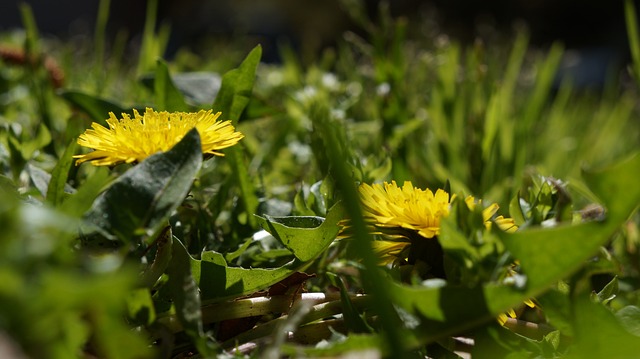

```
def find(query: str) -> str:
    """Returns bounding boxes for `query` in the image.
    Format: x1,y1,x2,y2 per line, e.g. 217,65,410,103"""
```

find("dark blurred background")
0,0,634,85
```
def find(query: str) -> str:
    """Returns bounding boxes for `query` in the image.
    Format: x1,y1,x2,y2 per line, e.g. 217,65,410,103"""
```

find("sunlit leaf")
257,203,343,262
189,205,341,303
213,45,262,123
190,250,293,303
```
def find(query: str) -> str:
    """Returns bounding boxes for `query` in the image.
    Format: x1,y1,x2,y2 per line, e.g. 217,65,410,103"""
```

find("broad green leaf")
82,129,202,245
189,205,340,303
190,250,293,303
46,140,78,207
213,45,261,123
568,297,640,358
257,203,343,262
154,59,189,112
58,90,129,124
616,305,640,336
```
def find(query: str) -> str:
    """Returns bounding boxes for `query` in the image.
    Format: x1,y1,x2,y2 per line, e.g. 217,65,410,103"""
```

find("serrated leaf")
191,250,293,303
82,129,202,245
58,90,130,124
257,203,343,262
189,205,341,303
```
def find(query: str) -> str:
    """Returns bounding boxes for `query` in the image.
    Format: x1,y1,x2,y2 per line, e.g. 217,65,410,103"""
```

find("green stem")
139,225,173,288
220,295,372,349
155,293,369,336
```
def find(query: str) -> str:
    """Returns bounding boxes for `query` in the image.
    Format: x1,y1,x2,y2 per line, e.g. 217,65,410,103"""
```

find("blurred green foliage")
0,0,639,357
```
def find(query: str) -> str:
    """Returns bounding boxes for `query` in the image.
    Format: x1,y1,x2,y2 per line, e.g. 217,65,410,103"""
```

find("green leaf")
212,46,262,227
213,45,262,123
327,273,374,333
82,129,202,246
167,237,216,355
615,305,640,336
189,206,340,303
126,288,156,326
227,147,260,228
568,297,640,358
59,167,112,218
19,3,40,56
154,60,189,112
190,250,293,303
257,203,343,262
46,140,78,207
508,194,526,226
58,90,130,124
596,276,618,304
626,0,640,85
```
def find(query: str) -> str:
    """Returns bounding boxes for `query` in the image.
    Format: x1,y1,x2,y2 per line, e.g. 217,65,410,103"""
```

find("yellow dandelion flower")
74,108,244,166
355,181,517,263
359,181,451,239
465,196,518,233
